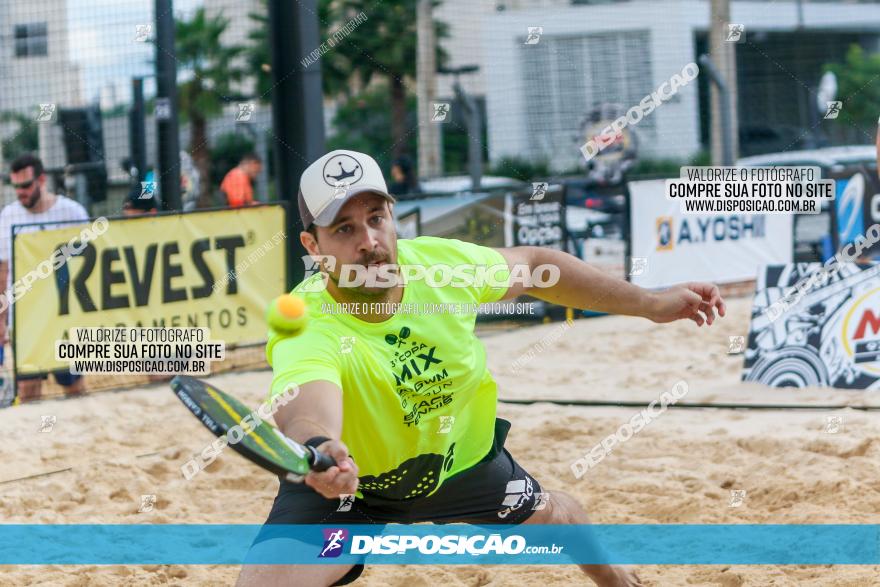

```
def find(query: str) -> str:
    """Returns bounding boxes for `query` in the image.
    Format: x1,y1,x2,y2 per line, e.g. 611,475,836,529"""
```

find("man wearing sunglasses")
0,153,89,401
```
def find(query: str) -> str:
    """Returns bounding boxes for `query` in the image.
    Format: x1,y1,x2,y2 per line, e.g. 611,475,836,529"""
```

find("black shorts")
253,418,543,585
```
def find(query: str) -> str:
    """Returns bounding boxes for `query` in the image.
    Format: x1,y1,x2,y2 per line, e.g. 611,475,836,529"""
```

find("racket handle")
306,445,337,472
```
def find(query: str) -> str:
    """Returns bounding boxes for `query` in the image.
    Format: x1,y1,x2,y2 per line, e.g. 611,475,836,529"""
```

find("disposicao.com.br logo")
318,530,563,557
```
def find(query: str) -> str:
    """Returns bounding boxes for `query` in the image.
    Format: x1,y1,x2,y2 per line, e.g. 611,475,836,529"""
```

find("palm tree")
330,0,448,157
322,0,448,158
245,0,272,101
243,0,448,158
175,8,246,207
246,0,350,102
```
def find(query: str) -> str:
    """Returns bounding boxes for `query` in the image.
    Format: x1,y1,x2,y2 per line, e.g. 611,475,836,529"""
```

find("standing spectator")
220,153,262,208
0,154,88,401
388,155,422,196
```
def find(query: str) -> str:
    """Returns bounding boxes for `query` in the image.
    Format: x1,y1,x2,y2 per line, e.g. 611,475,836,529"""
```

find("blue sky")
65,0,203,105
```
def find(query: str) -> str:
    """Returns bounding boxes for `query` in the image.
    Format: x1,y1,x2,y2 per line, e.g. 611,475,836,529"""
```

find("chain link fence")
2,0,880,399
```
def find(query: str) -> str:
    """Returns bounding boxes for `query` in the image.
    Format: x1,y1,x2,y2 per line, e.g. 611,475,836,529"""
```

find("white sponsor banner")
629,179,793,288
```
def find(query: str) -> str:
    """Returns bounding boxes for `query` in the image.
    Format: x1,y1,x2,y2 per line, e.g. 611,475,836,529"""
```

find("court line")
499,398,880,411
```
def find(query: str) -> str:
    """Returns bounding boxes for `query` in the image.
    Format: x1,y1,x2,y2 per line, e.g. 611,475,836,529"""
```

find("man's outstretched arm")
494,246,726,326
273,380,359,498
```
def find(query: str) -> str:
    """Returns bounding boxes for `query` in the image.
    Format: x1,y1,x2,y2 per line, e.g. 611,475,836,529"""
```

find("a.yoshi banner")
743,262,880,389
629,179,793,288
12,206,286,375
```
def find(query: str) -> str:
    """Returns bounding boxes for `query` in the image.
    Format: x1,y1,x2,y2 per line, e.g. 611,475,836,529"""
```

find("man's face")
9,167,44,210
301,192,397,299
244,160,262,180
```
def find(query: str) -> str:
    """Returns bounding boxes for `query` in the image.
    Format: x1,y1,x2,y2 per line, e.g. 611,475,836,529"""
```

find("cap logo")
323,154,363,187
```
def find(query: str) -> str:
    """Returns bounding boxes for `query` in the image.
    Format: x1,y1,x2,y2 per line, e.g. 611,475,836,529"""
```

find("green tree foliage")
825,45,880,130
322,0,448,158
246,0,272,101
487,157,551,182
327,84,417,172
0,111,38,161
243,1,449,169
246,0,349,100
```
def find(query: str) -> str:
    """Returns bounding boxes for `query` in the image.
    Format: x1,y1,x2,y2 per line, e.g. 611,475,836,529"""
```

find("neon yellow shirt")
266,236,510,500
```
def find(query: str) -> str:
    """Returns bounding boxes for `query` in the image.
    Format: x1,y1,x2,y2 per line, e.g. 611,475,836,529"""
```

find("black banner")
510,184,567,250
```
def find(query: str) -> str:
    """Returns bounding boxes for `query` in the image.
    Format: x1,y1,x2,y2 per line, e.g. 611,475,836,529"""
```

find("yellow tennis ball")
266,294,308,335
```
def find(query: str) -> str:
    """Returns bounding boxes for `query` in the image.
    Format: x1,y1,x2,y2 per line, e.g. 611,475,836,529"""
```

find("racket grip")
306,445,337,472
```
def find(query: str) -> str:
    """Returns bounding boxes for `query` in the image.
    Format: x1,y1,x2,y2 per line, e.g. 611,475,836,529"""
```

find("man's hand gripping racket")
170,375,336,482
171,294,358,495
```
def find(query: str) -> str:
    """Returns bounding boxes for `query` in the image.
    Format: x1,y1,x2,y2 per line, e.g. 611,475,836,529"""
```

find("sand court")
2,296,879,585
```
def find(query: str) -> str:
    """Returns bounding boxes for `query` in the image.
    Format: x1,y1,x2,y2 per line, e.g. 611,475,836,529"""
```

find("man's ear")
300,231,318,256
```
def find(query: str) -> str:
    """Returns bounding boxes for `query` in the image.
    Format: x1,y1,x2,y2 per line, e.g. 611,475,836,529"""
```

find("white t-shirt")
0,195,89,326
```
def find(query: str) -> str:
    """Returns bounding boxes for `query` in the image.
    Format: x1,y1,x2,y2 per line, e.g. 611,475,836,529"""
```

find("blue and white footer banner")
1,525,879,564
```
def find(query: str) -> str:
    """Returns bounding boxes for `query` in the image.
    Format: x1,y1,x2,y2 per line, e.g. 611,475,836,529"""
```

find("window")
521,30,653,165
14,23,48,58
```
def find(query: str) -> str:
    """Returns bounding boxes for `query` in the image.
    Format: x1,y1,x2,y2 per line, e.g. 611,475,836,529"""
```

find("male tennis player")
238,149,726,587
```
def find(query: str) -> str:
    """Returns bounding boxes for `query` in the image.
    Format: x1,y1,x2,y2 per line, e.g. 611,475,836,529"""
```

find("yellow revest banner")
12,205,286,374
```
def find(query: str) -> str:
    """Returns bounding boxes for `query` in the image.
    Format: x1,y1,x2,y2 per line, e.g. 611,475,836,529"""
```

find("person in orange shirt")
220,153,262,208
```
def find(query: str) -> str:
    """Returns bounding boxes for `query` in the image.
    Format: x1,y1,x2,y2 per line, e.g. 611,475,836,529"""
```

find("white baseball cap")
298,149,395,229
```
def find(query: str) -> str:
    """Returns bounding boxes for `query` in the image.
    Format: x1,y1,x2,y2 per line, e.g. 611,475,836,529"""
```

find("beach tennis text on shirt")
54,327,224,375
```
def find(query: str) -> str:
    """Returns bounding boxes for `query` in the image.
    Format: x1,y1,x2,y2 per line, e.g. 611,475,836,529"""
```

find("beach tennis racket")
170,375,335,482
